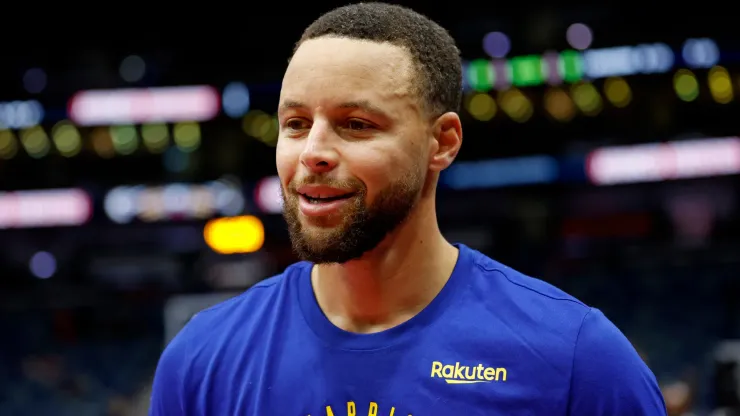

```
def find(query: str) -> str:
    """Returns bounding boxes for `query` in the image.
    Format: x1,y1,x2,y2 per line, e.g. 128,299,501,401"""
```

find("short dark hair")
295,2,462,116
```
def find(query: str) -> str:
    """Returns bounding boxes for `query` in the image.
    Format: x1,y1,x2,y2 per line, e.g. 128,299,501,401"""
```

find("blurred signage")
586,137,740,185
254,176,283,213
682,38,721,69
103,180,245,224
204,215,265,254
0,188,91,228
68,86,220,126
440,155,559,189
0,100,44,129
222,82,251,118
582,44,674,78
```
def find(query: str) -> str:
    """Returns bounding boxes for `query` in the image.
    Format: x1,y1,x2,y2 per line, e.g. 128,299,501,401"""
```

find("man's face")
276,37,430,264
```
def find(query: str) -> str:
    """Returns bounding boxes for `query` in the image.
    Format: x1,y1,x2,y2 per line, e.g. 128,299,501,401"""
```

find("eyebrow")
278,99,389,119
278,100,305,113
337,100,388,118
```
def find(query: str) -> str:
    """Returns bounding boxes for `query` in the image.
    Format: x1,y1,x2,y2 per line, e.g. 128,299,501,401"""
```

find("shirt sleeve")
149,333,190,416
567,308,667,416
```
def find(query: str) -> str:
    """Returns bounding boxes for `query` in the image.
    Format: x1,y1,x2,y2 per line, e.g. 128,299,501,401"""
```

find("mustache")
289,175,365,192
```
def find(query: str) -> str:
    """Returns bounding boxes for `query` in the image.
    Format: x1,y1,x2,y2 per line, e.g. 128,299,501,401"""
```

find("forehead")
281,37,416,110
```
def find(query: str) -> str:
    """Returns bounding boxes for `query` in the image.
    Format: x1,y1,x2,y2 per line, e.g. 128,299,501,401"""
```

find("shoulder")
465,246,591,332
149,265,305,414
459,247,592,375
191,264,301,325
181,261,309,341
567,308,666,414
152,262,309,380
461,247,664,414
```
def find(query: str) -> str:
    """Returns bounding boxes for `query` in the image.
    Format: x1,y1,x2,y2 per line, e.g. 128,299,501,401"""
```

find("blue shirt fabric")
150,244,667,415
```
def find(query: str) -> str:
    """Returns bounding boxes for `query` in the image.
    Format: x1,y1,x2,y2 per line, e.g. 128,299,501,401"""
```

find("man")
150,3,667,415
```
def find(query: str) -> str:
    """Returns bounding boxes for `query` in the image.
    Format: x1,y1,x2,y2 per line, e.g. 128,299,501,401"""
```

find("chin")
297,247,369,265
301,215,346,230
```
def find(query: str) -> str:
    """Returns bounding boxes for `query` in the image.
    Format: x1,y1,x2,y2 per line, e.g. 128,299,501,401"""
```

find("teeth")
304,195,323,204
302,193,351,203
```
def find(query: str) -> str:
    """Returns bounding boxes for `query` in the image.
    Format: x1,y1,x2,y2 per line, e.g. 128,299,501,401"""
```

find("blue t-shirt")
150,244,666,415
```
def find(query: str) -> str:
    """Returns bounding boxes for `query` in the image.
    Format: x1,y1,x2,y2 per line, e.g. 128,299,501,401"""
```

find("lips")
296,185,354,200
295,185,355,217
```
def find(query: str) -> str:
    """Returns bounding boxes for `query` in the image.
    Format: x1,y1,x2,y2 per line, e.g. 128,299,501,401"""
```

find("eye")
346,119,372,131
284,118,310,131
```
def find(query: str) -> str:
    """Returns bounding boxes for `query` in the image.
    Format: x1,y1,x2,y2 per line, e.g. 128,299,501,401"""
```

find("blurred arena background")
1,3,740,415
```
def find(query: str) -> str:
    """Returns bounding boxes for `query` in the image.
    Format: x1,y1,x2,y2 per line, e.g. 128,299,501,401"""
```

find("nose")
299,122,339,173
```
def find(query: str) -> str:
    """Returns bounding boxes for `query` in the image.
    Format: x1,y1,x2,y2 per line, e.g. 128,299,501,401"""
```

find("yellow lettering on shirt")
430,360,508,383
347,401,355,416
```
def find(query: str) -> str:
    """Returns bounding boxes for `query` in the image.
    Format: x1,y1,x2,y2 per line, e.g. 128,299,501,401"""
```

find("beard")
281,170,424,264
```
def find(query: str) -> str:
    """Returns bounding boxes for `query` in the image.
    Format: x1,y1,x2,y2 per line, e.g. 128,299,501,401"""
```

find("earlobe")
429,112,463,172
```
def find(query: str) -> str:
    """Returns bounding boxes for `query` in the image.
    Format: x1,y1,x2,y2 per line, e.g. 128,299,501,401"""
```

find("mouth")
299,192,354,204
296,190,356,217
293,184,359,217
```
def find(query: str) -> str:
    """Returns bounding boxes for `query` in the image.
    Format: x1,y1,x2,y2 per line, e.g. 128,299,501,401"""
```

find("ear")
428,112,463,172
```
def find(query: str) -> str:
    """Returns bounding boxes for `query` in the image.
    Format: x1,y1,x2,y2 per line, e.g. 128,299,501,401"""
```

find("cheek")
346,143,417,194
275,140,299,186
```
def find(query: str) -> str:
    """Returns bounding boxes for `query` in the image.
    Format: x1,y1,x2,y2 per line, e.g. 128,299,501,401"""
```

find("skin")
276,36,463,333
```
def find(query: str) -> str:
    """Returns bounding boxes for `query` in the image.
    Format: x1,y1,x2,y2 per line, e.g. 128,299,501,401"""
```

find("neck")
311,196,459,334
